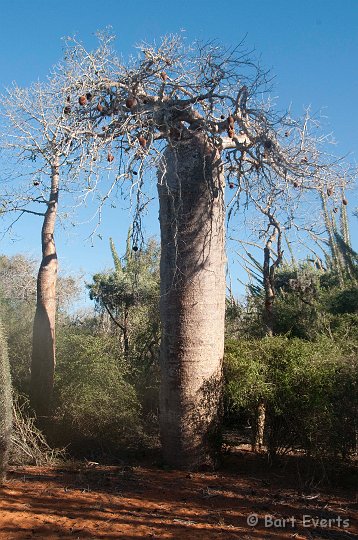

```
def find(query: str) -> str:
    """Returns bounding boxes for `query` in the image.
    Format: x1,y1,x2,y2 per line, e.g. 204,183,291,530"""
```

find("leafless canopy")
0,31,355,248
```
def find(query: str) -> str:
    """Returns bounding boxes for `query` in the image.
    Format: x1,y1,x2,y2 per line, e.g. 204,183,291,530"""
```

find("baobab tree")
55,34,353,469
0,33,114,419
2,33,353,466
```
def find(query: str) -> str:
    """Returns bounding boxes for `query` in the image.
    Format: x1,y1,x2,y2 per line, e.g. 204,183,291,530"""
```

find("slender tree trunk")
157,133,226,469
255,230,281,452
253,400,266,452
123,306,130,359
30,158,59,419
263,244,274,338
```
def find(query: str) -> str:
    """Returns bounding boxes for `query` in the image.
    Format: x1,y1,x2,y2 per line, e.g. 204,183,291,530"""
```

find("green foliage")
0,320,13,479
0,253,81,394
88,237,159,316
0,255,35,393
0,247,160,458
54,330,144,452
327,286,358,315
265,263,358,340
87,236,161,417
224,336,358,459
0,303,33,394
225,339,271,409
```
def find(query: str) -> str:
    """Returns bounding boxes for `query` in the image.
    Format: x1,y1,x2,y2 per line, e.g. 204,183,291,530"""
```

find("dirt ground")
0,449,357,539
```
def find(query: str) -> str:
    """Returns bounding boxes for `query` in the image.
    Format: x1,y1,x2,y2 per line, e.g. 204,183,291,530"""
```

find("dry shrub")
10,396,65,466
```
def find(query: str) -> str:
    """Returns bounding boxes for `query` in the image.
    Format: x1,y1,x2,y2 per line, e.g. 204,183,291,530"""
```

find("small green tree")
87,235,161,418
0,319,12,481
88,234,160,363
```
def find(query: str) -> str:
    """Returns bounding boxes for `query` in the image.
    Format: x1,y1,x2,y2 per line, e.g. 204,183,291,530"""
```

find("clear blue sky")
0,0,357,302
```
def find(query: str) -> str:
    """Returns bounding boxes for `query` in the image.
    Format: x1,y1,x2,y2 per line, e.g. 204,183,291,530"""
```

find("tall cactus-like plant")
0,320,12,481
320,190,357,284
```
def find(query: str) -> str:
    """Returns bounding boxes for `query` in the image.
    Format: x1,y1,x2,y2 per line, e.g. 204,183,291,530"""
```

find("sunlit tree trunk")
30,158,59,420
157,133,226,469
263,244,275,338
254,227,282,452
253,400,266,452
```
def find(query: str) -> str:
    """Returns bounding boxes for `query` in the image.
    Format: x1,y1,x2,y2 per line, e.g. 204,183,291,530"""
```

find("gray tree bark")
263,243,275,338
30,158,59,420
255,225,282,452
157,133,226,469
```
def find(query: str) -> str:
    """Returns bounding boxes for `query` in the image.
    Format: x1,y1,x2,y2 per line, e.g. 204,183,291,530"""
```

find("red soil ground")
0,450,357,539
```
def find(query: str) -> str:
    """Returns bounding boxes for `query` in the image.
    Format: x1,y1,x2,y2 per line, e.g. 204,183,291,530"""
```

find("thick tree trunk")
30,159,59,419
157,133,226,470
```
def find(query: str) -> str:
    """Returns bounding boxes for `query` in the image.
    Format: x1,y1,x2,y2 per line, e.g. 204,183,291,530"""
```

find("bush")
0,296,33,395
11,395,64,466
54,331,144,455
224,336,358,459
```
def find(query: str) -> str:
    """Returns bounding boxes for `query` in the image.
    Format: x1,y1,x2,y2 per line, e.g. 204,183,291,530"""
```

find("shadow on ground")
0,449,357,539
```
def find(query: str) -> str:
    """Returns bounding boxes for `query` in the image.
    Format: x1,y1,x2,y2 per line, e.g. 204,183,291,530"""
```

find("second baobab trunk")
158,133,226,469
30,157,59,420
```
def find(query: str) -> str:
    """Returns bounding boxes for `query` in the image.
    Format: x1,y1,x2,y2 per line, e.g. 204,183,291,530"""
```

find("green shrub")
0,320,12,480
54,331,144,454
224,336,358,459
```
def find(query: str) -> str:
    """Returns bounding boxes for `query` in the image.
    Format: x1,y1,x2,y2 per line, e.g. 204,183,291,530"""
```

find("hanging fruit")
63,106,71,114
229,182,234,189
227,115,235,127
107,153,114,163
220,114,225,120
66,96,71,103
138,135,147,148
86,92,93,101
160,71,167,81
132,245,138,252
126,97,137,109
293,181,299,188
327,187,333,197
342,198,348,205
79,95,87,106
96,103,103,112
333,207,338,213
